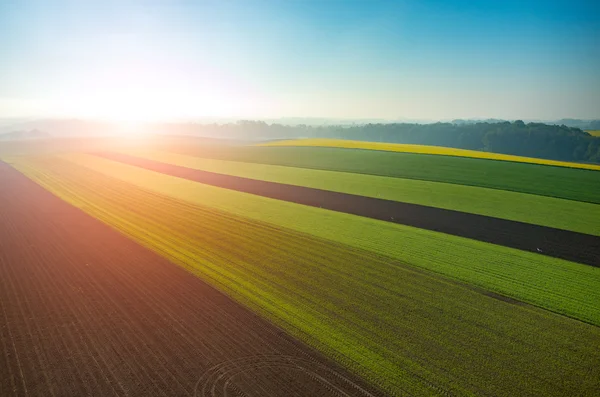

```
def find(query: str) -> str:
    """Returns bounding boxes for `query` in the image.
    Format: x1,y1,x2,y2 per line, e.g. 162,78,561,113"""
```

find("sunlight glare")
117,120,145,136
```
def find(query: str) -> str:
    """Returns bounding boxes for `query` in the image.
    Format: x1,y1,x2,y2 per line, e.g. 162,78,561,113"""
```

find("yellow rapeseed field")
261,138,600,171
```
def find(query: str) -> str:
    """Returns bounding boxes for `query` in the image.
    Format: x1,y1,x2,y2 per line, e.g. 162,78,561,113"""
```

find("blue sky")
0,0,598,121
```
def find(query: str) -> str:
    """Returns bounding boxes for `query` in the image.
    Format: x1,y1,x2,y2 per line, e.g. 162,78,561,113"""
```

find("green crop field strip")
164,144,600,204
9,155,600,397
115,149,600,236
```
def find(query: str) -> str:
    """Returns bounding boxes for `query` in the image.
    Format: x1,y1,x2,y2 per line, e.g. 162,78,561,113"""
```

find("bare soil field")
0,161,383,397
95,152,600,267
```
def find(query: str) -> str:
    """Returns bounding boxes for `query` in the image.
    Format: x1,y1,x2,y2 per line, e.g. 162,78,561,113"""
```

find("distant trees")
182,120,600,164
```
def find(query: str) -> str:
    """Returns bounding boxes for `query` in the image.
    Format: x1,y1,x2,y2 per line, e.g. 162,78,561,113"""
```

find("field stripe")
116,148,600,236
0,161,382,397
93,151,600,267
261,138,600,171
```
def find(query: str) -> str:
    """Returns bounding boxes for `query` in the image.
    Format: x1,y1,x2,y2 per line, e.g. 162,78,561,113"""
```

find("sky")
0,0,599,122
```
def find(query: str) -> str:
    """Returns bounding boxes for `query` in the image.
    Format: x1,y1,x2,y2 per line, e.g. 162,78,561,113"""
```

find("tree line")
9,118,599,163
193,120,600,163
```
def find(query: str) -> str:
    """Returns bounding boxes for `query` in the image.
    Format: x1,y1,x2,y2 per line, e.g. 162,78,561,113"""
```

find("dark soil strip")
95,151,600,267
0,161,384,397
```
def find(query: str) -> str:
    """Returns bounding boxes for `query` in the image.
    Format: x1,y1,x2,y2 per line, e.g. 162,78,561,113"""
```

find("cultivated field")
82,151,598,267
587,130,600,137
109,148,600,235
0,162,379,397
2,136,600,396
13,152,600,320
262,138,600,171
164,143,600,204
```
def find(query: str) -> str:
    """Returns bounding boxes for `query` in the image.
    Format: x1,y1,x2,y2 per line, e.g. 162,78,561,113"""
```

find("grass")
116,149,600,236
13,152,600,328
587,130,600,137
262,138,600,171
164,144,600,204
10,155,600,397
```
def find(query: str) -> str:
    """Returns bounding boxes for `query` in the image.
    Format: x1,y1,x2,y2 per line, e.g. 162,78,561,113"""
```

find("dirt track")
95,152,600,267
0,161,384,397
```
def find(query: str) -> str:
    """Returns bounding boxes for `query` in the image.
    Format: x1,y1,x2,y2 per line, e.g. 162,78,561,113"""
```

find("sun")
54,54,257,126
57,58,256,128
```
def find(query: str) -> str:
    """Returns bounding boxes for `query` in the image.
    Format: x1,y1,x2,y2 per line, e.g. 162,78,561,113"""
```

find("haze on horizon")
1,0,599,123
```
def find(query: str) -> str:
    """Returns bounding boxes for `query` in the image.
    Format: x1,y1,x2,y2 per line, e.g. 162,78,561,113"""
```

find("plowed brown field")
0,162,383,397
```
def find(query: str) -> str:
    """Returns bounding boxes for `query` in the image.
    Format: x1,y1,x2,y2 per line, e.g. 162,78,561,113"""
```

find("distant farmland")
164,143,600,204
261,138,600,171
2,136,600,396
588,130,600,137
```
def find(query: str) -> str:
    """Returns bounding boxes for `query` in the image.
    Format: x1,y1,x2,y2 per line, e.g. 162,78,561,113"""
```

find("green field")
163,144,600,204
10,154,600,397
13,153,600,327
117,149,600,236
